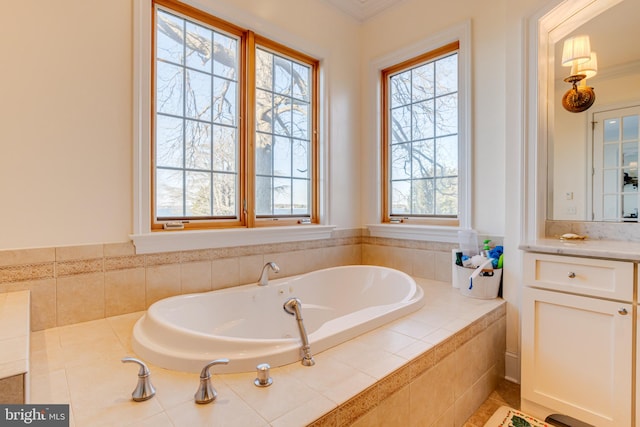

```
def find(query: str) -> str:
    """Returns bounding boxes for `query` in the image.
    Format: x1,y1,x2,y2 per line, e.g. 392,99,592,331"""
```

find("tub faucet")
121,357,156,401
258,262,280,286
194,358,230,404
283,297,315,367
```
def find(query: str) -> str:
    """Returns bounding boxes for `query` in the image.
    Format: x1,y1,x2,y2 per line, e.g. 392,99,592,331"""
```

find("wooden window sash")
381,41,460,226
150,0,319,231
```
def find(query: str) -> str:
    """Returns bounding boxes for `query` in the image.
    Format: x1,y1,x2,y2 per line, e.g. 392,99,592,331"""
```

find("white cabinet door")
522,286,633,427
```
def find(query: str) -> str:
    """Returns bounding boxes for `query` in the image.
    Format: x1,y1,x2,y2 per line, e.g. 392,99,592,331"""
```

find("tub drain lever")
121,357,156,402
254,363,273,387
194,358,230,404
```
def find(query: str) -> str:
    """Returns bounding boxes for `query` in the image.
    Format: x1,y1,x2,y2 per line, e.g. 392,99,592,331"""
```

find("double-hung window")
381,41,461,226
152,0,318,231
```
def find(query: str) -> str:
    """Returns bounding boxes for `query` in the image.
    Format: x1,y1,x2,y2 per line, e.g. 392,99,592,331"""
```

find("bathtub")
132,265,424,373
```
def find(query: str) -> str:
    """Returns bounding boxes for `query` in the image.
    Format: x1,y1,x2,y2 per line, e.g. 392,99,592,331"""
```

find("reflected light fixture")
561,35,597,113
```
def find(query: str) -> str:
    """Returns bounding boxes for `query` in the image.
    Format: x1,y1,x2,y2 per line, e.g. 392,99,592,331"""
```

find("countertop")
0,290,30,379
520,238,640,262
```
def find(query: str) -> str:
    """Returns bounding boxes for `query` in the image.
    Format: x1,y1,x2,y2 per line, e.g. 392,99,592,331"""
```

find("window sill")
366,223,461,243
130,225,336,254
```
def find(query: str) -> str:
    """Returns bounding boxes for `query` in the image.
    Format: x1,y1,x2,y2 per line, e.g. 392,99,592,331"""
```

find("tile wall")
310,304,506,426
0,228,458,331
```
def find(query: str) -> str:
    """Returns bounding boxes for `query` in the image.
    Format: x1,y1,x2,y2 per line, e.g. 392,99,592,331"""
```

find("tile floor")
463,378,521,427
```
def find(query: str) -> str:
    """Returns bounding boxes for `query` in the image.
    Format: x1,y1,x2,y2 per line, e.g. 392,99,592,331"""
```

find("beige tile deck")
29,278,506,427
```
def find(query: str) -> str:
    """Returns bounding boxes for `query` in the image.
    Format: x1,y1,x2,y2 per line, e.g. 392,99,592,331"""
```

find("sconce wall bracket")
562,74,595,113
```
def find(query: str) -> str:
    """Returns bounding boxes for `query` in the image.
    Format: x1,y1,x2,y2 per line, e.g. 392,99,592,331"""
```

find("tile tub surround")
0,228,465,332
29,278,505,427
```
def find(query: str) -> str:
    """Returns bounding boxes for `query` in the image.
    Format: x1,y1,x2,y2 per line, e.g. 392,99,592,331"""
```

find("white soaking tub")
132,265,424,373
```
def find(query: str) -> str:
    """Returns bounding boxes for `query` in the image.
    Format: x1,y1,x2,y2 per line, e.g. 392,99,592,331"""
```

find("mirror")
546,0,640,221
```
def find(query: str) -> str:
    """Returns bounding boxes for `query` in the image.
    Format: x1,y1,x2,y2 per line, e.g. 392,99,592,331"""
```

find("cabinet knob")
567,272,576,278
618,308,628,316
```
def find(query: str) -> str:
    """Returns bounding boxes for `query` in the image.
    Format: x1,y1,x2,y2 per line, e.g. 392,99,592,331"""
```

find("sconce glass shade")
561,35,592,66
571,52,598,79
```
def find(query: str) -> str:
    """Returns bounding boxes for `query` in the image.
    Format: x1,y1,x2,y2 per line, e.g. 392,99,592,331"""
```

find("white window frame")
130,0,332,253
367,20,472,243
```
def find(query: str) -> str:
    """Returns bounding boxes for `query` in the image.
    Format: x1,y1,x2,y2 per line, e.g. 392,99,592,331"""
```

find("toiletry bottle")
455,252,463,266
481,240,491,257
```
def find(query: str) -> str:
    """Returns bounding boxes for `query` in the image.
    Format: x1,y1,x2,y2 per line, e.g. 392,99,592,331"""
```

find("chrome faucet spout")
258,262,280,286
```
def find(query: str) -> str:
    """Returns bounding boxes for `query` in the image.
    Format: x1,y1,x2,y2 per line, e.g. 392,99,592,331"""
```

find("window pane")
292,140,309,178
604,119,620,142
391,180,411,214
292,179,309,215
622,194,638,220
392,143,411,180
155,8,239,221
412,63,434,102
435,54,457,96
157,169,183,217
213,32,237,78
274,95,292,136
411,179,434,215
603,194,618,219
436,136,457,177
603,144,619,168
604,169,619,193
186,171,211,216
212,173,236,216
623,142,638,168
186,70,212,121
292,63,310,101
292,100,309,139
274,136,292,177
435,93,457,136
273,177,291,214
623,115,639,141
185,21,212,72
156,115,183,168
156,62,183,116
390,71,411,108
386,50,459,218
274,57,292,95
255,47,313,217
413,101,434,140
411,139,434,179
256,176,273,215
212,77,236,125
156,10,184,64
391,106,411,143
185,119,211,170
623,170,638,191
256,89,273,133
436,177,457,215
256,133,273,176
212,125,236,172
256,49,273,90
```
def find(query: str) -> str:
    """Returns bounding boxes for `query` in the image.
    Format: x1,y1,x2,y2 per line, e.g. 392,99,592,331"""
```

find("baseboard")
505,351,520,383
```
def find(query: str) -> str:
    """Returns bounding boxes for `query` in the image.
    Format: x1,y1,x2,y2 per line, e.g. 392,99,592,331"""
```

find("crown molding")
322,0,406,22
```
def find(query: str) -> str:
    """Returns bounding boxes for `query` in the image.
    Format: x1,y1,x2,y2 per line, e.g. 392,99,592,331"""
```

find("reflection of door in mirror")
592,105,640,221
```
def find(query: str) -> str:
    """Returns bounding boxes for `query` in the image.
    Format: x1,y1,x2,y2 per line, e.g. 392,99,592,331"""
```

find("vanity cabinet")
521,252,634,427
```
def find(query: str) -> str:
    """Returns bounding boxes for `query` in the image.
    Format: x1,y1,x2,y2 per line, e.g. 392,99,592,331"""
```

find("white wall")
0,0,362,250
2,0,582,382
359,0,509,236
1,0,134,249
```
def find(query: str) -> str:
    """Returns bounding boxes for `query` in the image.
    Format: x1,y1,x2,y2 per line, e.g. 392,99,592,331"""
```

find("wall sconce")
560,35,597,113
